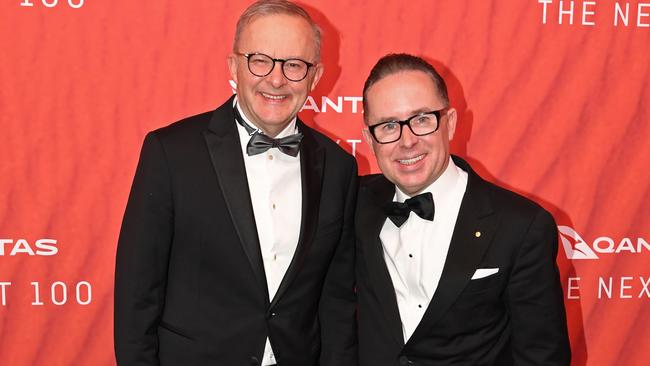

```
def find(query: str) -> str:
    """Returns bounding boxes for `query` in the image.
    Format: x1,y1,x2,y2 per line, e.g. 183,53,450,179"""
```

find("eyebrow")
249,52,309,60
376,108,433,123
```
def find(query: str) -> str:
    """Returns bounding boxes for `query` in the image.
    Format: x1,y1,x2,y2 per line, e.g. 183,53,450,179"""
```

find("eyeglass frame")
367,108,449,144
235,52,316,82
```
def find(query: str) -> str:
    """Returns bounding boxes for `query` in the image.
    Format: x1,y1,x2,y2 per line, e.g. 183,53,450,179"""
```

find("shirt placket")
399,215,425,337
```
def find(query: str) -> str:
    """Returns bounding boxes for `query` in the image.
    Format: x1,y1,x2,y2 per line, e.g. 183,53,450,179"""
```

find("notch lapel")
408,157,497,343
359,176,405,347
202,98,268,298
270,121,324,308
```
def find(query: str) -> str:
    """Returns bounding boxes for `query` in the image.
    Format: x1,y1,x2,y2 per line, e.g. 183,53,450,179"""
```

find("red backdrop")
1,1,648,365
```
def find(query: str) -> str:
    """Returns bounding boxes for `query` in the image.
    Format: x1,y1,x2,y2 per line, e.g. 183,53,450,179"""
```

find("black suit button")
249,356,260,365
398,355,414,365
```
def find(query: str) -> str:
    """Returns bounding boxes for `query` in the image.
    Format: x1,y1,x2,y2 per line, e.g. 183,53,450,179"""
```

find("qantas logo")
0,239,58,256
558,226,599,259
558,226,649,260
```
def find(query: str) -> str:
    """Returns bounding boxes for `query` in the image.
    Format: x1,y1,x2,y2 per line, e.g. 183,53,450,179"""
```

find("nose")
398,125,418,148
267,61,288,88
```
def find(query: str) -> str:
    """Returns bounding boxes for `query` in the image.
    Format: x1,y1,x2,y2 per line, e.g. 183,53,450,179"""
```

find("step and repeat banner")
1,0,648,365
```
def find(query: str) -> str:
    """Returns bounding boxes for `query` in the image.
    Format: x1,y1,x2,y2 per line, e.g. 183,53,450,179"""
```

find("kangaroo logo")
558,226,599,260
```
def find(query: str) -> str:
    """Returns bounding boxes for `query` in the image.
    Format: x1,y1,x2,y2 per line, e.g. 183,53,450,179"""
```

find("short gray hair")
233,0,322,61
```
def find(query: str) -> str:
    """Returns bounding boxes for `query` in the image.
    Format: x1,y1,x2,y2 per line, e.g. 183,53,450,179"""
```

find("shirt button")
399,355,412,365
418,304,422,308
267,154,274,160
272,203,276,210
409,254,413,258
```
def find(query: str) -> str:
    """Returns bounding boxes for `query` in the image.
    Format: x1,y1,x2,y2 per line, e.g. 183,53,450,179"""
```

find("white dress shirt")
379,157,468,342
235,100,302,366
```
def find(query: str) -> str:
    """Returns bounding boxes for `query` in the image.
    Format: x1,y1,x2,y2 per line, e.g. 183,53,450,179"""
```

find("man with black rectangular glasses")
356,53,570,366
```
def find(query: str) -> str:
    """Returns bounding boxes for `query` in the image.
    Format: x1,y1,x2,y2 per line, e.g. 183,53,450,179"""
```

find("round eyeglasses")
367,108,448,144
236,52,315,82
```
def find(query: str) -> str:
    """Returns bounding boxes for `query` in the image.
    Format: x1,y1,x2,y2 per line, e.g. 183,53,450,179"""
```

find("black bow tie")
384,192,435,228
234,105,302,157
247,132,303,157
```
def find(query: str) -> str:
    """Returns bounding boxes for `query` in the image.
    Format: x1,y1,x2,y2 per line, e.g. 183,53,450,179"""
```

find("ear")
361,127,376,156
227,53,239,85
309,63,324,91
446,107,457,141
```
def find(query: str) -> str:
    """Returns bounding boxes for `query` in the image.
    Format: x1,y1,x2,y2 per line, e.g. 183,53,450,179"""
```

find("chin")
397,176,430,195
260,108,293,122
401,185,425,196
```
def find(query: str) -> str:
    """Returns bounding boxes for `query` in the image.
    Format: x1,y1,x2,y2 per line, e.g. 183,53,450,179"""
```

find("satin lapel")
359,176,405,347
270,121,324,308
202,98,268,298
408,157,497,343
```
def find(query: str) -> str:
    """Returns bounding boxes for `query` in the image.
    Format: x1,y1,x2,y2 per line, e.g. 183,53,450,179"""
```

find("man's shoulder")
359,174,389,187
149,110,213,142
149,96,234,142
357,174,393,203
455,156,551,219
301,122,355,164
466,166,552,224
487,180,547,216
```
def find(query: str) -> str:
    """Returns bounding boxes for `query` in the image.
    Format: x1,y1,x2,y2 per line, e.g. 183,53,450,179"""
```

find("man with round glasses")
356,53,571,365
114,1,357,365
235,52,316,82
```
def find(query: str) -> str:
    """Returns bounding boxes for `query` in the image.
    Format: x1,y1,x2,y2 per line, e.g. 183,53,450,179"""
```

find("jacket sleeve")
507,209,571,365
114,132,174,366
318,158,359,366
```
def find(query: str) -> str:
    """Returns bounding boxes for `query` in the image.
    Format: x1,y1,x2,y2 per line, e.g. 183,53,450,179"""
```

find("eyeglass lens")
247,53,310,81
373,113,440,143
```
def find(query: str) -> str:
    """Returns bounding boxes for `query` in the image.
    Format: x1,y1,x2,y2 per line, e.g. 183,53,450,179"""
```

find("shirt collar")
233,96,298,138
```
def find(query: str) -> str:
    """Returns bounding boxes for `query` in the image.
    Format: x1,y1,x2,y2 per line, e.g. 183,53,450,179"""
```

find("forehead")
239,13,317,59
366,70,444,120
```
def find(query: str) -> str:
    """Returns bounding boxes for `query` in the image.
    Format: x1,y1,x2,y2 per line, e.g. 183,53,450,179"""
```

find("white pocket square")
471,268,499,280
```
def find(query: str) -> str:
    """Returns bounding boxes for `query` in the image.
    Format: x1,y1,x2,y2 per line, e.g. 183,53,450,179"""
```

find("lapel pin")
475,231,481,238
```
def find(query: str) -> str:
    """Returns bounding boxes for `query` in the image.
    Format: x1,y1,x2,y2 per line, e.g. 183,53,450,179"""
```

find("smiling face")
228,13,323,137
363,70,457,195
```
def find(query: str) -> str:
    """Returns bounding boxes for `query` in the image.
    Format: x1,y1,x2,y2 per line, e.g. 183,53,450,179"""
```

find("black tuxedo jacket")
114,96,357,366
356,156,570,366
